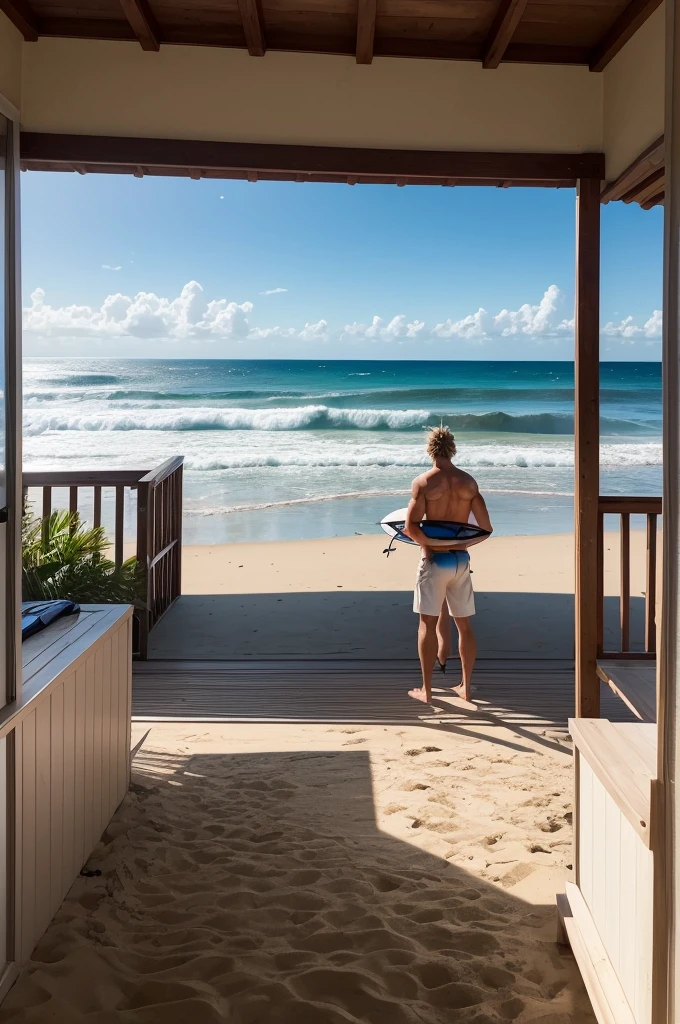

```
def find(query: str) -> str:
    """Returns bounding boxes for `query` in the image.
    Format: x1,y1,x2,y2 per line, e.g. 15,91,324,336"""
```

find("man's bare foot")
408,688,432,704
451,683,471,702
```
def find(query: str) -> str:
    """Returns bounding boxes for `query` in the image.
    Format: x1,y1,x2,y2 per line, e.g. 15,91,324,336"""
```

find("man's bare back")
403,426,492,707
409,463,490,531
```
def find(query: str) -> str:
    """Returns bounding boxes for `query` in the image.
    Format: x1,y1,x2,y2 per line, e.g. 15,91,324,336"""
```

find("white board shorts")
413,550,475,618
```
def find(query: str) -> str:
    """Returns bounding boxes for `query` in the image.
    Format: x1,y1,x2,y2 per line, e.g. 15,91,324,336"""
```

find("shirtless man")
405,425,492,705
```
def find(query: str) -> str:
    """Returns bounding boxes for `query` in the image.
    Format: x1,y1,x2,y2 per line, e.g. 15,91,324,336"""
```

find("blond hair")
426,424,456,461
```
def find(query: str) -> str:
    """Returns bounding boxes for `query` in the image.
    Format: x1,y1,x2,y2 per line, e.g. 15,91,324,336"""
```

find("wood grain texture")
596,660,656,723
589,0,663,72
482,0,528,68
20,133,606,184
356,0,376,63
10,611,132,967
119,0,160,50
237,0,266,54
575,178,601,718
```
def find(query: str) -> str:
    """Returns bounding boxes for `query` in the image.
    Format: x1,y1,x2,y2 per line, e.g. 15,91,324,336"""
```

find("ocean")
23,359,662,543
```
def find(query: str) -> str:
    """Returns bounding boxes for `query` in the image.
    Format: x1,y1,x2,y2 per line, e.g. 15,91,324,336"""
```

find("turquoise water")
23,359,662,542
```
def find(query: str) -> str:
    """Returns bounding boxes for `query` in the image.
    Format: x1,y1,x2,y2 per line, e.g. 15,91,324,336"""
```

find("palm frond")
22,510,144,606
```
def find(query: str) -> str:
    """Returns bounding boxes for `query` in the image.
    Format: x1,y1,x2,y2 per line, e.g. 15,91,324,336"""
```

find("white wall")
603,3,665,181
20,39,603,154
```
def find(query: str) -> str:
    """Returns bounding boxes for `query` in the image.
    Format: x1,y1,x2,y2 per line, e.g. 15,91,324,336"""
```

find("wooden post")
574,178,601,718
659,0,680,1016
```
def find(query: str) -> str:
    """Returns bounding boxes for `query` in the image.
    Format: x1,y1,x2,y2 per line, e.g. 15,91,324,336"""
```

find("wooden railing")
597,495,661,660
23,457,184,658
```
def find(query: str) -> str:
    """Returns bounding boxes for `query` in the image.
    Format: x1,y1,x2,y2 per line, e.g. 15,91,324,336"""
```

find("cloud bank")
23,281,662,351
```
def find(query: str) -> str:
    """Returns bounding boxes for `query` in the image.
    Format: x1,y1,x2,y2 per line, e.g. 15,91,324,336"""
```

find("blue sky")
20,170,663,360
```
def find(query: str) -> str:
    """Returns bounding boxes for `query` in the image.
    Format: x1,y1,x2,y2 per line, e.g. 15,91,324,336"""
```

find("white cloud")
602,309,662,343
343,314,425,340
22,280,663,351
102,264,122,271
432,285,571,341
24,281,253,342
260,287,288,296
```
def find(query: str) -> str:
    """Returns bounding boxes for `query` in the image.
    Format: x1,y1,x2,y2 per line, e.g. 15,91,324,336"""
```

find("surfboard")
380,506,491,551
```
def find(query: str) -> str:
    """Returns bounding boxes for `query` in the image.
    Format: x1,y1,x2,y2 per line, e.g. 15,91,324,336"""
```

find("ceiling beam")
237,0,266,56
589,0,663,72
356,0,377,64
0,0,38,41
600,134,664,203
482,0,529,69
20,133,606,183
118,0,160,50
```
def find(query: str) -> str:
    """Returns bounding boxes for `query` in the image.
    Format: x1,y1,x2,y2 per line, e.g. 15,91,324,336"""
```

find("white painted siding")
13,611,131,964
579,757,654,1024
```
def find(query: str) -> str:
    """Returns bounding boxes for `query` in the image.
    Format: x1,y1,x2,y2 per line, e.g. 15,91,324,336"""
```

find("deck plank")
596,660,656,723
133,660,635,731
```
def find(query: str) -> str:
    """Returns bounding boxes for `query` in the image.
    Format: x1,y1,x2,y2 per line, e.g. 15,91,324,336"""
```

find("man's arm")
404,477,431,550
471,490,493,534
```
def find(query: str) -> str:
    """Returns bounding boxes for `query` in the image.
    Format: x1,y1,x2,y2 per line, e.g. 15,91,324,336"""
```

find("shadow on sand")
0,743,596,1023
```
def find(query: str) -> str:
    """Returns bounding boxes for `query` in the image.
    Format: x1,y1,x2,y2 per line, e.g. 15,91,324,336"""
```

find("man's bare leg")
451,616,477,701
436,602,452,670
409,613,438,704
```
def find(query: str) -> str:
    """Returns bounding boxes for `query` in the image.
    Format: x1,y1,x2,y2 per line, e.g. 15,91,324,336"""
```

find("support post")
574,178,601,718
659,0,680,1016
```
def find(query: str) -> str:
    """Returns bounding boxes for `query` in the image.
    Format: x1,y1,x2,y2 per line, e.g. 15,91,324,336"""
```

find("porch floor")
132,659,636,737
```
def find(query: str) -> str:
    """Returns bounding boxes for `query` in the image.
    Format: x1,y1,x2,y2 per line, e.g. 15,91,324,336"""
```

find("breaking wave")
22,405,654,436
184,442,661,471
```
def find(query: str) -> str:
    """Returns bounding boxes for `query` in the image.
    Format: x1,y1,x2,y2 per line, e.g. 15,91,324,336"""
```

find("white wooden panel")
61,674,76,895
92,647,103,845
579,757,594,910
73,664,86,870
578,751,655,1024
20,710,36,964
34,698,51,939
603,792,621,977
83,652,95,857
591,771,607,932
0,737,8,969
100,637,112,841
12,611,132,966
49,684,64,918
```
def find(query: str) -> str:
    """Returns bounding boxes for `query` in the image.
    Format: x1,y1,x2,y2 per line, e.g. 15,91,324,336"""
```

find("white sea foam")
183,442,661,471
23,405,433,434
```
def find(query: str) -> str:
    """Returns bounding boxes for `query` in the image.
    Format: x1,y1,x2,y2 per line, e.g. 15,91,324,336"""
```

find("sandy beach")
0,718,595,1022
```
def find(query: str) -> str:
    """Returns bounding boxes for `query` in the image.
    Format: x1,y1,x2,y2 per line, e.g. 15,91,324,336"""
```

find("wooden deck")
596,659,657,723
133,659,636,737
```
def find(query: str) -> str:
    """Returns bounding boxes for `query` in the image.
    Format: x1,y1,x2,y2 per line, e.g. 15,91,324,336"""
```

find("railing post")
136,479,151,660
646,512,658,655
620,512,631,652
574,177,601,718
596,507,604,657
175,463,183,603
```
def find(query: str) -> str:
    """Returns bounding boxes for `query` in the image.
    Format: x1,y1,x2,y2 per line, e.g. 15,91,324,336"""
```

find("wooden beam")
482,0,529,69
20,134,606,184
237,0,266,56
0,0,38,41
575,177,601,718
601,135,664,203
118,0,160,50
589,0,663,73
620,167,665,205
356,0,376,64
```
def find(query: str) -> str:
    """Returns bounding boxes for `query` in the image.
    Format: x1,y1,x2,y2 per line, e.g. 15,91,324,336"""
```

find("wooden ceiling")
0,0,663,70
